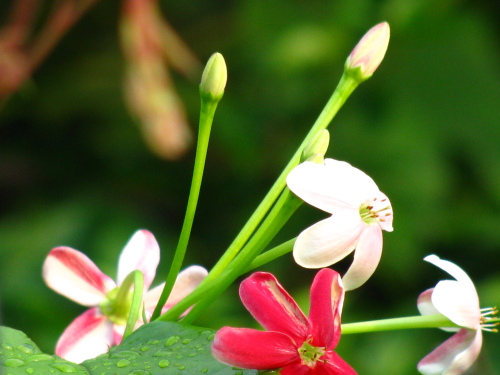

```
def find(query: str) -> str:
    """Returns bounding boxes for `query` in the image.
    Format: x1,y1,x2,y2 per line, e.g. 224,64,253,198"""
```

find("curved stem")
119,270,144,339
151,98,219,321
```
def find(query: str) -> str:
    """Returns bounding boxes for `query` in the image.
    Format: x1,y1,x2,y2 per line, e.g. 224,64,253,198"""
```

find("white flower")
417,255,497,375
286,158,393,290
43,229,207,363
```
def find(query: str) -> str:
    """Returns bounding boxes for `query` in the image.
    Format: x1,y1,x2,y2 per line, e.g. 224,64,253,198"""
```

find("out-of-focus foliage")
1,0,499,373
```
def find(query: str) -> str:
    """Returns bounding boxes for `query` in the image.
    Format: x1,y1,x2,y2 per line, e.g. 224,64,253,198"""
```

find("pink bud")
345,22,390,80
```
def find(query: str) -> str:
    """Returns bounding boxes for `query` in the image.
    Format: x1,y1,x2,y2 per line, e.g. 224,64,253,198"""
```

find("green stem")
244,238,296,273
341,314,459,334
119,271,144,340
158,189,301,323
151,98,219,321
202,73,359,284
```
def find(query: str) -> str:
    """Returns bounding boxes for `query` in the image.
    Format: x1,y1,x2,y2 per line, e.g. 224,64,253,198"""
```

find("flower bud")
344,22,390,81
301,129,330,163
199,53,227,102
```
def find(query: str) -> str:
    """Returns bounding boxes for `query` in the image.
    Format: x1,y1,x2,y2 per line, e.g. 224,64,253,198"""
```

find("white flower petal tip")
287,158,393,288
117,229,160,288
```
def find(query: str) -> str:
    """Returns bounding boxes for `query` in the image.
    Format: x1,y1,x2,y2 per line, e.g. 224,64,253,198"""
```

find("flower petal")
240,272,309,343
293,214,364,269
43,247,115,306
431,280,481,330
424,255,475,288
286,159,381,213
55,307,114,363
212,327,298,370
117,230,160,290
308,268,344,349
144,265,208,315
318,350,359,375
418,329,481,375
424,255,480,329
341,224,382,291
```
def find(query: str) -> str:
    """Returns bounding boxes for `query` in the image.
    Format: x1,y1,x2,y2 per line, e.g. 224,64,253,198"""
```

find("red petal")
212,327,298,370
56,307,114,363
308,269,344,349
240,272,309,344
43,247,115,306
315,351,358,374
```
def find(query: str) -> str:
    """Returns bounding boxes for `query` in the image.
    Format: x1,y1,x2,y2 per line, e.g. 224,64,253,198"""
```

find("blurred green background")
1,0,499,373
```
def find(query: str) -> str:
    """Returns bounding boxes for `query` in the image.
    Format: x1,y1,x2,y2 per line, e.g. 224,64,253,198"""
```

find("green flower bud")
199,52,227,102
344,22,390,82
301,129,330,163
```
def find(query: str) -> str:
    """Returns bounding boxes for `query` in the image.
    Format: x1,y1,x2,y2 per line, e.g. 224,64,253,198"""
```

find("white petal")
55,307,114,363
424,255,480,329
293,212,364,269
432,280,481,329
43,247,115,306
424,255,475,288
117,230,160,290
342,224,382,290
286,159,380,213
418,288,440,316
144,265,208,315
418,329,481,375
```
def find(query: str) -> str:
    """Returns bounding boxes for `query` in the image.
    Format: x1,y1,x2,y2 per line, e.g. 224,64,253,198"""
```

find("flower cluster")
43,230,207,363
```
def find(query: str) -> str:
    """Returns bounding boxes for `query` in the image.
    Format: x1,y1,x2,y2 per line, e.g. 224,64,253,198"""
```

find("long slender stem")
341,314,458,334
151,99,218,321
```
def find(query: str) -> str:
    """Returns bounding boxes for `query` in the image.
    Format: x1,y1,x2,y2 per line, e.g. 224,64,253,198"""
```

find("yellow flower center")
298,338,326,368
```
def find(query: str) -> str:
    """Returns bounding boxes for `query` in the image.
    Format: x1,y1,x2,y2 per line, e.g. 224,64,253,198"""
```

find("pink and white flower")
286,158,393,290
417,254,497,375
43,229,207,363
212,269,357,374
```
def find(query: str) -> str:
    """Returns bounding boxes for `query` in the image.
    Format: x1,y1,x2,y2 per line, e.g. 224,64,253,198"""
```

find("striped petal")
212,327,298,370
418,329,481,375
239,272,309,344
55,307,114,363
43,247,115,306
117,230,160,290
308,268,344,349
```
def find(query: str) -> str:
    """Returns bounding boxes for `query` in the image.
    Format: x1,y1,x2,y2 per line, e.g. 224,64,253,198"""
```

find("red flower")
212,269,356,374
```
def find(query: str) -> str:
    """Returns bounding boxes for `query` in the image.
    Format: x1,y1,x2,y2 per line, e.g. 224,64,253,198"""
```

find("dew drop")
26,368,34,374
140,346,150,352
206,333,215,341
175,354,183,359
148,340,160,345
27,354,53,362
3,358,25,368
128,370,151,375
178,365,186,370
116,359,131,368
181,339,191,345
165,336,181,347
51,363,78,372
1,343,13,350
158,360,170,368
201,369,208,373
16,344,35,355
110,350,137,359
153,349,172,357
188,352,197,357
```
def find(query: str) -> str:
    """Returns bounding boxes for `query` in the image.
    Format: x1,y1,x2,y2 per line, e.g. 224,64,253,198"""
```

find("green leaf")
0,326,89,375
81,321,258,375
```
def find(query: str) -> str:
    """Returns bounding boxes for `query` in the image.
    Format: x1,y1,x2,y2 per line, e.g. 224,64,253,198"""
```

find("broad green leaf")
0,326,89,375
82,321,258,375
